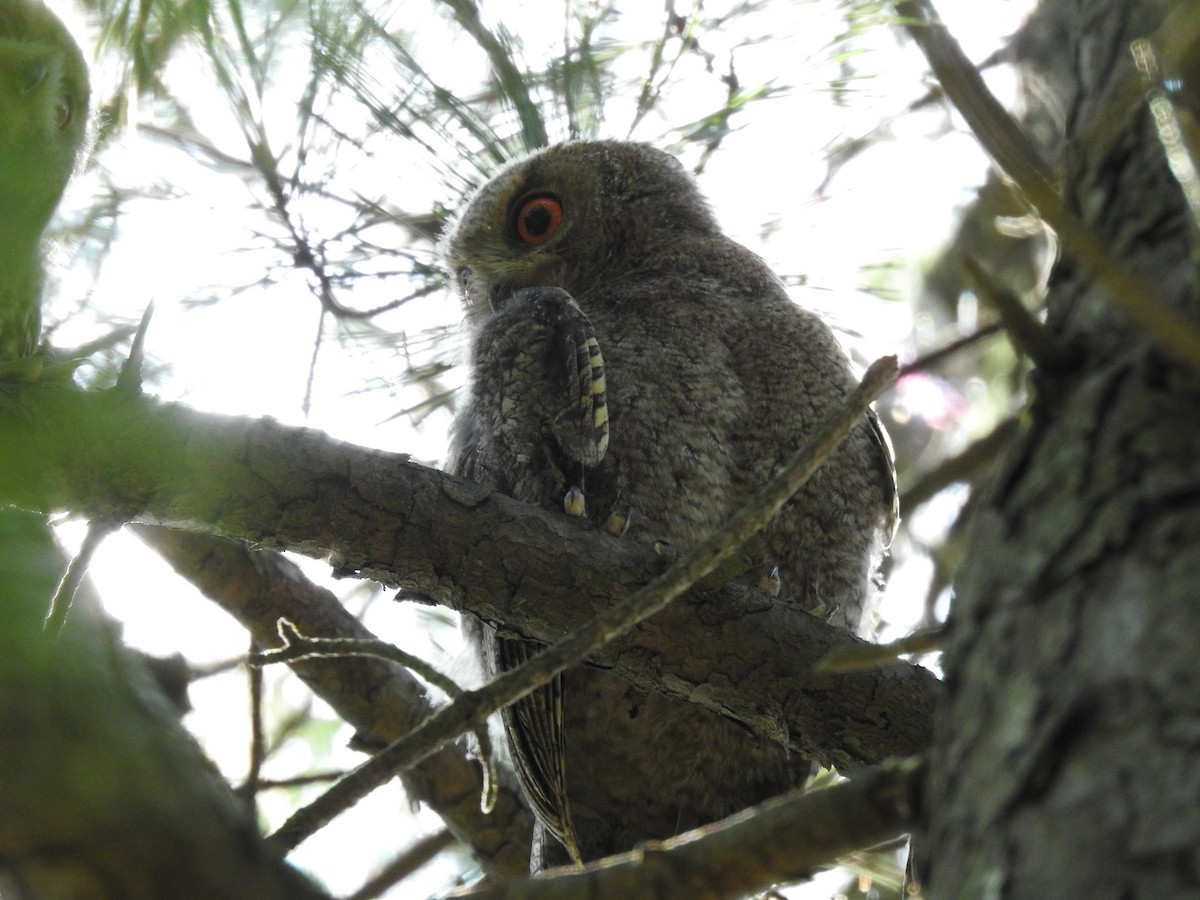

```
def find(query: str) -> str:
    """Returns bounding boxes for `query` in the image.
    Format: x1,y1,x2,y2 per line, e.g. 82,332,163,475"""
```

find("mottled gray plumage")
441,140,895,868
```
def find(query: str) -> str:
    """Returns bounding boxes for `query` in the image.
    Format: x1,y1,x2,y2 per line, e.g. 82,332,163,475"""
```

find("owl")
441,140,895,869
0,0,90,361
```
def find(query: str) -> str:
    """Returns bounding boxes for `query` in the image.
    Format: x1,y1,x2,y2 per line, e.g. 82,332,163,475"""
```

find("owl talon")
760,565,782,596
808,601,841,622
604,506,635,537
540,290,609,466
564,485,587,518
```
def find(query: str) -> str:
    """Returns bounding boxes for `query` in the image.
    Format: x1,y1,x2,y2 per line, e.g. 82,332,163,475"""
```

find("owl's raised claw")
550,317,608,466
492,286,610,468
760,564,782,597
603,506,635,537
563,484,587,517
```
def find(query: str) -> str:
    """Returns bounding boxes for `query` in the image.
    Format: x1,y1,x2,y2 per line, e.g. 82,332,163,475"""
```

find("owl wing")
495,639,583,863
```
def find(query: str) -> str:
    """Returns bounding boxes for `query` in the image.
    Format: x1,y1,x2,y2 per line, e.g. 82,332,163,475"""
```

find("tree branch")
133,525,534,879
0,380,939,772
453,758,923,900
0,510,328,899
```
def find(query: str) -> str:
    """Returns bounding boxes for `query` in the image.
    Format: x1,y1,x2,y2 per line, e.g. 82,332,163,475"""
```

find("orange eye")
511,193,564,245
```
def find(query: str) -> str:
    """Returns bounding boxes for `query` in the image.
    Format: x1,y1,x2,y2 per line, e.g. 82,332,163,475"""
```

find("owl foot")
563,484,587,517
759,565,782,597
807,601,841,622
603,506,635,537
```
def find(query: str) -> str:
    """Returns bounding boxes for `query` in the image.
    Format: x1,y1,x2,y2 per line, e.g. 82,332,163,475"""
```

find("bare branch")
2,378,938,773
252,619,501,816
898,323,1004,376
899,417,1021,511
134,526,533,879
962,258,1072,371
454,758,923,900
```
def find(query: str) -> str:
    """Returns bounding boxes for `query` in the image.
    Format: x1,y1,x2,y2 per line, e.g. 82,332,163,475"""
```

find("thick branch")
269,358,908,850
454,758,922,900
0,383,939,770
133,525,533,878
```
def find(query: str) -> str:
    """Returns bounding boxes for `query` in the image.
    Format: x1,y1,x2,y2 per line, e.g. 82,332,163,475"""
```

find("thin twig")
962,258,1071,371
345,828,457,900
45,303,157,635
256,771,347,789
900,417,1021,511
255,620,498,815
816,628,946,673
898,322,1003,377
268,356,899,853
240,634,266,812
43,519,118,636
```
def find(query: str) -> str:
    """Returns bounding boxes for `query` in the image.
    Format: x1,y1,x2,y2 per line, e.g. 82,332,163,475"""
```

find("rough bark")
133,525,535,878
924,1,1200,896
0,384,938,773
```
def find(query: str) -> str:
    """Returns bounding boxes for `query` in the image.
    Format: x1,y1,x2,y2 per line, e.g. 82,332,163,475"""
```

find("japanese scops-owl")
441,140,895,869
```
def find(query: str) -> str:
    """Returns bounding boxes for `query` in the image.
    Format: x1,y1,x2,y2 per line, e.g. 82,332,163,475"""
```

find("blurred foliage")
37,0,1050,894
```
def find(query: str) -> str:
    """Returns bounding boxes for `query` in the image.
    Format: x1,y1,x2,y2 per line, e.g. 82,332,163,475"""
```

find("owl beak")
489,283,519,312
457,267,514,317
458,267,496,316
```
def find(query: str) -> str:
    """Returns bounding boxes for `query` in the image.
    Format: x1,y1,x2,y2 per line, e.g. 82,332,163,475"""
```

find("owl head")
0,0,90,223
439,141,719,321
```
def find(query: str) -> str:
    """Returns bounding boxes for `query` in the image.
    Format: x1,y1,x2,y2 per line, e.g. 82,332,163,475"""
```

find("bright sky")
47,0,1035,894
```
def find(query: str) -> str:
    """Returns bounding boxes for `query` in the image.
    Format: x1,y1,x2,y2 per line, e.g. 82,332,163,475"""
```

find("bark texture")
0,385,938,772
134,526,535,878
924,1,1200,896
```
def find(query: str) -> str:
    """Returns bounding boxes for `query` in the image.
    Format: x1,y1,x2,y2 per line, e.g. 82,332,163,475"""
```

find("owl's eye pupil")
525,207,551,235
512,193,564,245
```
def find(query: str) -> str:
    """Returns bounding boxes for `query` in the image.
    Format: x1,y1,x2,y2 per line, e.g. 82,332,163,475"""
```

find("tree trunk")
924,1,1200,896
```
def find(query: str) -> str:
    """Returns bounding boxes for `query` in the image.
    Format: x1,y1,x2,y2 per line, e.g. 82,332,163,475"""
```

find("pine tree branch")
0,510,329,899
0,380,939,773
133,525,533,879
